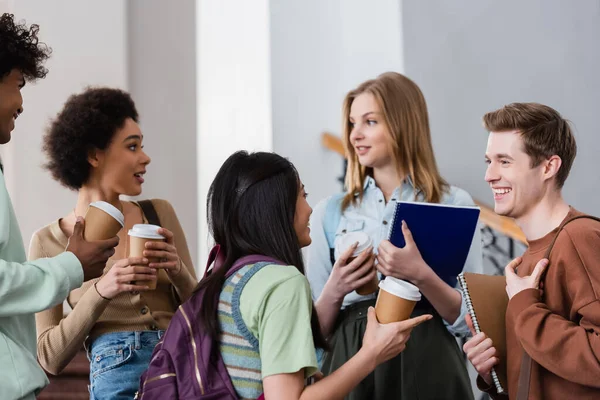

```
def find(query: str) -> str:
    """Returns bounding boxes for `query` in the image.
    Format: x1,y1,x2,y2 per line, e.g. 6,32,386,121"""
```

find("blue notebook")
388,201,480,287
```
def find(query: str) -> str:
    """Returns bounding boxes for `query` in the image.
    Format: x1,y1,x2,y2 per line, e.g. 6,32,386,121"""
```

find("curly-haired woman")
31,87,197,400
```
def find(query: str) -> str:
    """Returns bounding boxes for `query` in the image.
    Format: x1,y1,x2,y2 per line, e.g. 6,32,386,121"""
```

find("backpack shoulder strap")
543,214,600,259
138,199,161,226
226,255,285,279
324,193,345,249
204,245,287,280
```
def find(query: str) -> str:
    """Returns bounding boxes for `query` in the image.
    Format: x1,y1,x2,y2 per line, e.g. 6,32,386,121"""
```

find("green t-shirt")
239,264,318,379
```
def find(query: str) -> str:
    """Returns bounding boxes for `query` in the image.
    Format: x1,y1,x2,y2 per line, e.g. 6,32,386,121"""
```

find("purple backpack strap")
226,254,285,277
204,244,285,279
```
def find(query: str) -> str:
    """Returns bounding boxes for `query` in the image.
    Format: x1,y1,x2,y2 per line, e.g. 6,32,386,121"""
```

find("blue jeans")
87,330,164,400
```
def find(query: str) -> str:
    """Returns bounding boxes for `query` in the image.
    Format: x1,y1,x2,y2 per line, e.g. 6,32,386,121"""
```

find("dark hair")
43,87,139,190
197,151,327,349
0,13,51,81
483,102,576,189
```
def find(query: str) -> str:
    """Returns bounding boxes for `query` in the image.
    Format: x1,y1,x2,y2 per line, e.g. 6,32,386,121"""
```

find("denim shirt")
305,176,483,337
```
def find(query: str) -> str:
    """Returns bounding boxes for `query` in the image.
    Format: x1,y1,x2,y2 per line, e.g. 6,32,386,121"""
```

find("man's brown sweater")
480,208,600,399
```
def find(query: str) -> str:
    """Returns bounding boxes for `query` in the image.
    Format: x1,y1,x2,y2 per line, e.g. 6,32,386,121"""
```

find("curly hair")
43,87,139,190
0,13,51,81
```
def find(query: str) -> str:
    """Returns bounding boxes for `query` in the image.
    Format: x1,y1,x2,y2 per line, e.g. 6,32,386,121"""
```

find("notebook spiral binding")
387,205,401,243
458,272,505,394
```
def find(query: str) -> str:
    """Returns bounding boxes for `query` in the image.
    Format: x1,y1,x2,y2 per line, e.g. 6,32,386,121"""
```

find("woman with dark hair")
30,87,197,399
198,150,431,400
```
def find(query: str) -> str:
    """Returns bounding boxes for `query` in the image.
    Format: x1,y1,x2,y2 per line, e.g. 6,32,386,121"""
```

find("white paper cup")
335,231,378,295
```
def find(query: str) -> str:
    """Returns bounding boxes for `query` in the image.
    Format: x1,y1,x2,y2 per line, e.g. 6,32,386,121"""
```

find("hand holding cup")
323,240,376,302
95,257,157,299
142,227,182,276
66,217,119,282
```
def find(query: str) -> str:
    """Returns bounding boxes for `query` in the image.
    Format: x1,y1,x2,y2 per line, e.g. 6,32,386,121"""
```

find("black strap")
517,214,600,400
329,248,336,266
138,200,161,226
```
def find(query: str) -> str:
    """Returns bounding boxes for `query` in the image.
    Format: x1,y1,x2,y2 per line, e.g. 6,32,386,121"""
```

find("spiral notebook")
458,272,508,394
387,201,480,287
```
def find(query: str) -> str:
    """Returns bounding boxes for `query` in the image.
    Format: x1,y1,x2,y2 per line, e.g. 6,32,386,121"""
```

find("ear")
542,155,562,182
87,148,102,168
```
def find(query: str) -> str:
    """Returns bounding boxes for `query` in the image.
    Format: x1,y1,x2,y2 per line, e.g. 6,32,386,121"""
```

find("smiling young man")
463,102,600,399
0,13,120,399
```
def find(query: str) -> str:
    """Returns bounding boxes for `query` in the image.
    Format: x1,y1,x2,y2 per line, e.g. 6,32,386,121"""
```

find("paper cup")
335,231,378,295
128,224,166,290
375,277,421,323
84,201,125,241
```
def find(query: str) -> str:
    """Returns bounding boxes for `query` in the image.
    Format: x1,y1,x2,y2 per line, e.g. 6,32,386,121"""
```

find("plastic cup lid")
89,201,125,227
335,231,373,258
378,276,421,301
128,224,165,239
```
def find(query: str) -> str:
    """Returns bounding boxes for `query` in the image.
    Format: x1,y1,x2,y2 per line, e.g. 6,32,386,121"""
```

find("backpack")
135,245,282,400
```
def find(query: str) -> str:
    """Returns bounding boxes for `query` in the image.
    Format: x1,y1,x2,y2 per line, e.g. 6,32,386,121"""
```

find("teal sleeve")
0,252,83,317
241,265,318,379
0,171,83,317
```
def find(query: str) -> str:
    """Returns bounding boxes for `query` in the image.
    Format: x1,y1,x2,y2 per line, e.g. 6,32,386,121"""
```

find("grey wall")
403,0,600,214
270,0,404,206
127,0,198,267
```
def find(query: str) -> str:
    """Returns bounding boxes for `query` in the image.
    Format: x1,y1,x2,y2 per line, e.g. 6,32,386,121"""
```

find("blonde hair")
341,72,448,209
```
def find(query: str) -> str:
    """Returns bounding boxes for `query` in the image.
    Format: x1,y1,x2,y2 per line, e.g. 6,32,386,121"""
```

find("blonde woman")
306,72,482,399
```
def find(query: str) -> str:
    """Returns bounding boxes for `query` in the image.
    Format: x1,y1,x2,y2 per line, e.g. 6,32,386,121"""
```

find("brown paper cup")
375,289,418,323
83,203,124,241
375,277,421,324
129,236,164,290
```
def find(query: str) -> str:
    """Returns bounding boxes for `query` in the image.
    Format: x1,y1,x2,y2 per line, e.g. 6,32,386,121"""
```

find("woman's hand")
376,221,432,285
361,307,432,366
143,227,182,276
321,242,377,302
95,257,156,299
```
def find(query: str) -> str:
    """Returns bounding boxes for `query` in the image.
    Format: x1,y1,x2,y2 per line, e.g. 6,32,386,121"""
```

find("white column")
196,0,273,270
127,0,199,268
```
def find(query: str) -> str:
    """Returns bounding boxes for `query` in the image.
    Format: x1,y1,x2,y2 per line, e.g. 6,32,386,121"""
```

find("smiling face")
90,118,151,196
293,184,312,248
485,130,548,220
0,69,25,144
348,92,394,170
